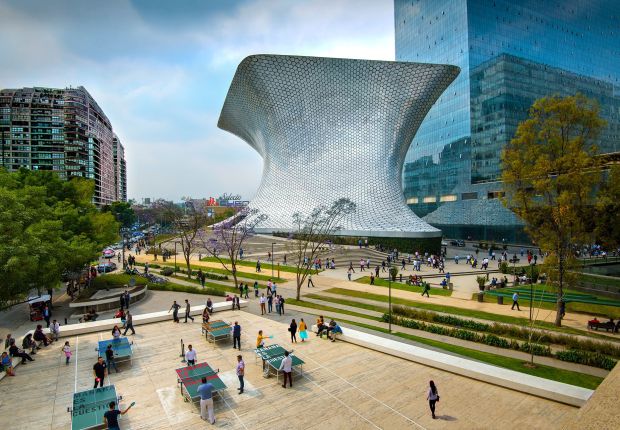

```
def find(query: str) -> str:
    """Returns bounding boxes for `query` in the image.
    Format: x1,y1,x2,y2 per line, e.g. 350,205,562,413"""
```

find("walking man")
93,356,107,388
259,294,266,315
43,305,51,328
50,319,60,341
421,283,431,298
279,351,293,388
232,321,241,350
185,344,197,366
184,299,194,323
232,295,241,311
511,292,520,311
123,311,135,335
197,376,215,424
169,301,181,323
307,274,315,288
236,355,245,394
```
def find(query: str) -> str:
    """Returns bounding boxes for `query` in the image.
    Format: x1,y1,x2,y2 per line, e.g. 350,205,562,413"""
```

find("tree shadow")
437,415,458,421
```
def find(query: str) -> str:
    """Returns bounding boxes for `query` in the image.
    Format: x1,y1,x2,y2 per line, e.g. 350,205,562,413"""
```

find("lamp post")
388,258,392,333
271,242,275,278
174,241,177,274
529,262,534,323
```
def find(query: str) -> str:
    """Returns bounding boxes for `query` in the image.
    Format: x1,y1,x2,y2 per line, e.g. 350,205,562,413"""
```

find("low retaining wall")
69,286,149,313
312,324,593,407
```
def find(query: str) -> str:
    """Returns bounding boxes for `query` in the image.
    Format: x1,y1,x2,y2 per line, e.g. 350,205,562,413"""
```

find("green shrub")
161,267,174,276
148,283,226,297
499,261,508,274
520,343,552,357
555,350,617,370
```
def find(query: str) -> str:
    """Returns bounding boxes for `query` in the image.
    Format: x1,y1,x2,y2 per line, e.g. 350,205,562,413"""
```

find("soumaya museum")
396,0,620,242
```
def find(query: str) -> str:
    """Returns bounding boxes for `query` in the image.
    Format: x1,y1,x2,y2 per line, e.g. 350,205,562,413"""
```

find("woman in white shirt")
427,380,439,419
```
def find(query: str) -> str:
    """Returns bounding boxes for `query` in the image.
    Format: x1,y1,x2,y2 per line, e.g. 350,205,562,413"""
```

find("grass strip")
167,274,238,294
200,256,319,274
305,294,388,314
355,276,452,296
324,287,617,339
285,304,602,389
287,298,382,322
155,261,285,283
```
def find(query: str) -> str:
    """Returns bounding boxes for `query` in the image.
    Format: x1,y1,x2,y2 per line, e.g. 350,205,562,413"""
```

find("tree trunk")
555,251,564,327
296,271,301,300
231,261,238,292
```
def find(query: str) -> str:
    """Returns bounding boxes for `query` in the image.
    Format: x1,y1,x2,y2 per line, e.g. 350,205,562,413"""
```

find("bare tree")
163,202,208,278
290,198,356,300
200,208,267,288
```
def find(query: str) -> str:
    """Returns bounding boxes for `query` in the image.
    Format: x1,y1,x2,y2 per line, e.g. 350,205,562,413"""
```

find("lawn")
91,273,228,296
324,287,618,340
167,274,238,294
282,304,603,389
305,293,389,314
355,276,453,296
479,284,620,318
200,256,319,274
578,272,620,289
154,261,285,283
286,298,382,322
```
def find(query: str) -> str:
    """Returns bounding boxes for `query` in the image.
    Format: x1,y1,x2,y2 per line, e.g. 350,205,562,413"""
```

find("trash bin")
448,282,453,291
477,292,484,303
497,295,504,305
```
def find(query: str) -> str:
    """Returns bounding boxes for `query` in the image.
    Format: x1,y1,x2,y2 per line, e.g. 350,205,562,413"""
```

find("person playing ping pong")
103,400,134,430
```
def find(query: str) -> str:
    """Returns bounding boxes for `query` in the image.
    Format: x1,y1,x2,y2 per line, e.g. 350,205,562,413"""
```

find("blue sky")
0,0,394,201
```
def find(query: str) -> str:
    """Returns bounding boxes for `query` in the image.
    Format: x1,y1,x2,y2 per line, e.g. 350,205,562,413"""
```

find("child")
63,341,72,365
1,351,15,376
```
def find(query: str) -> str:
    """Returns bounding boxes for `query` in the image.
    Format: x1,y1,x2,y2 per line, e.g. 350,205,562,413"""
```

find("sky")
0,0,395,202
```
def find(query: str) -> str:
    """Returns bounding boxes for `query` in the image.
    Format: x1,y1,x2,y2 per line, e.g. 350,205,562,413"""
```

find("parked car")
441,240,448,246
102,248,116,258
97,262,117,273
449,240,466,247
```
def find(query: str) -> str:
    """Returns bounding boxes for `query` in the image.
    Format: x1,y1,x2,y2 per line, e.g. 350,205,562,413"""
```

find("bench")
311,324,342,341
587,321,617,332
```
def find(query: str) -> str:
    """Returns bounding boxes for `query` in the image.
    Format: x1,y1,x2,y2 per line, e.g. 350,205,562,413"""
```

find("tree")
594,165,620,250
162,202,208,278
501,94,606,326
289,198,356,300
200,208,267,288
0,168,118,308
102,201,136,229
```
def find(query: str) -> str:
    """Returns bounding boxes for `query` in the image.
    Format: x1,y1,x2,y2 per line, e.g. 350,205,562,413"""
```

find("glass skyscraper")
395,0,620,241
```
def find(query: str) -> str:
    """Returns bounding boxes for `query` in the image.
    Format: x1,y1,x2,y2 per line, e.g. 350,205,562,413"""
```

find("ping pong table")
201,320,231,343
97,337,133,365
70,385,118,430
254,344,304,381
176,362,227,403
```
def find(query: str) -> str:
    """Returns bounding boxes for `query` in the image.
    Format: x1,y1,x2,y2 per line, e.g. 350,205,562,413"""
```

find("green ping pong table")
70,385,118,430
254,344,304,381
202,320,231,343
97,337,133,365
176,362,227,403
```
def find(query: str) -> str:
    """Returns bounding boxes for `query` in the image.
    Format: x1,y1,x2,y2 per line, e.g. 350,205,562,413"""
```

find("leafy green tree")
0,168,118,308
102,201,136,229
501,94,606,326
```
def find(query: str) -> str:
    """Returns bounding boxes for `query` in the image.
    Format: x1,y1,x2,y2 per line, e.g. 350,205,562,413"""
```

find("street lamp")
174,241,177,274
388,258,392,333
271,242,276,278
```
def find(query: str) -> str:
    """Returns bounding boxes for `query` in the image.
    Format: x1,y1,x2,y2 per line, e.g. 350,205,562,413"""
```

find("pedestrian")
307,274,315,288
184,299,194,323
275,295,281,315
206,298,213,314
112,325,121,339
197,376,216,423
267,294,273,313
103,400,134,430
299,318,308,342
243,284,249,299
232,295,241,311
279,296,285,315
254,281,259,297
559,298,566,320
347,268,353,281
236,355,245,394
185,344,197,366
232,321,241,350
202,308,210,324
427,380,440,419
259,294,266,315
63,341,72,365
50,319,60,341
123,311,135,335
256,330,270,348
289,319,297,343
106,344,119,373
43,305,51,328
421,282,431,298
279,351,293,388
93,356,107,388
124,290,131,309
370,273,375,285
169,301,181,323
119,291,125,310
511,292,520,311
8,340,34,365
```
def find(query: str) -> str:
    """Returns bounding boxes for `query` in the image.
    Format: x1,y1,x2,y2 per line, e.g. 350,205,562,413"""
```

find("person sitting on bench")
321,320,336,339
33,324,53,346
206,298,214,314
315,316,326,337
22,333,38,354
1,352,15,376
328,323,343,342
8,340,34,364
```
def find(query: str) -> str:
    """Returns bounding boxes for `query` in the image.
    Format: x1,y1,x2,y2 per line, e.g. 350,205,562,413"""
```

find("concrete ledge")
312,325,593,407
68,286,148,312
45,300,247,338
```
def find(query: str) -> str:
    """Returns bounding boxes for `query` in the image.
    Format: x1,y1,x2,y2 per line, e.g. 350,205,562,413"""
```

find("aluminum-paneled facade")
218,55,458,238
